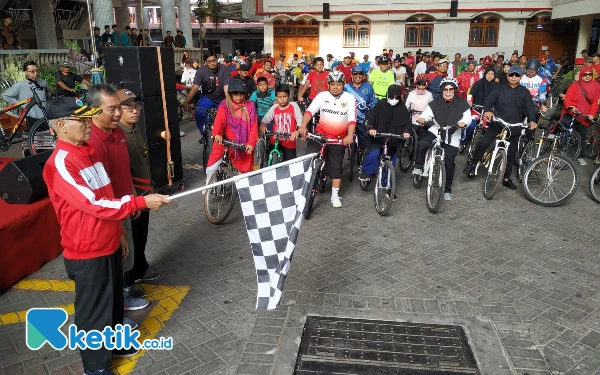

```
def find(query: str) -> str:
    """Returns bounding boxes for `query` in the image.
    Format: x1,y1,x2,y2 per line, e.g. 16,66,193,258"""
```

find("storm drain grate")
294,316,480,375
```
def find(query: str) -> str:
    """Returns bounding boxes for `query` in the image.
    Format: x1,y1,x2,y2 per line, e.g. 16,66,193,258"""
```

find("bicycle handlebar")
374,132,405,139
306,133,344,144
493,117,528,128
218,138,247,151
265,131,292,139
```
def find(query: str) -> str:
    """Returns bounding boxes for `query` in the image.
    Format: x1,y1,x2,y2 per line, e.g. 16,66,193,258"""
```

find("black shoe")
198,138,204,144
463,163,475,176
114,347,140,358
503,179,518,190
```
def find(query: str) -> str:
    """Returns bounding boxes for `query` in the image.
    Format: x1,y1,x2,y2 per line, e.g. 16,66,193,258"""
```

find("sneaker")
123,316,138,330
331,195,342,208
577,158,587,166
444,192,452,201
124,285,146,299
180,131,186,137
503,179,518,190
124,293,149,311
84,369,115,375
412,168,423,176
113,347,140,358
463,163,475,176
135,270,160,283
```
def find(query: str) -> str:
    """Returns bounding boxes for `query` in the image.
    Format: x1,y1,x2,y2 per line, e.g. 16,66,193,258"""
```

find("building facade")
243,0,599,62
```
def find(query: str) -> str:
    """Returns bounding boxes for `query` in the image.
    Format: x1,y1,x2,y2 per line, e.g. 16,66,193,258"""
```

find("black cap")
387,84,402,98
592,53,600,57
239,61,251,71
46,96,102,120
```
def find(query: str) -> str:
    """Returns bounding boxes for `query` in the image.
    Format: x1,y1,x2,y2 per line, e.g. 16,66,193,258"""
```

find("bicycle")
583,120,600,163
397,109,420,173
264,131,292,166
0,83,51,155
203,138,246,224
590,164,600,204
347,130,363,182
197,107,217,175
471,117,528,200
412,123,457,213
370,132,404,215
303,133,343,220
521,125,579,207
464,105,488,166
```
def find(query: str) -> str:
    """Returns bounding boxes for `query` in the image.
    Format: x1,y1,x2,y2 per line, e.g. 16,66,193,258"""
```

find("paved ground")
2,116,600,375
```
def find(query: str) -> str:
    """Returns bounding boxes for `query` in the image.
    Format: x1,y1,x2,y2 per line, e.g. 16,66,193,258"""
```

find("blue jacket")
344,82,378,124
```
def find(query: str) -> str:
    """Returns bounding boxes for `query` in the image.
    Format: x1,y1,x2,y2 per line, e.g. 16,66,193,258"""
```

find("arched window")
469,16,499,47
343,17,370,47
526,15,551,33
405,16,434,47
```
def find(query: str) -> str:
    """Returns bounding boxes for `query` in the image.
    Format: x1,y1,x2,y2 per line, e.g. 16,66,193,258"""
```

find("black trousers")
471,122,520,180
123,210,150,287
64,249,123,371
415,132,459,193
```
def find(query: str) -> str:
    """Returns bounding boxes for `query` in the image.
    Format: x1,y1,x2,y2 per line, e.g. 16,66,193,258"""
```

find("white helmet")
439,77,458,90
327,70,346,83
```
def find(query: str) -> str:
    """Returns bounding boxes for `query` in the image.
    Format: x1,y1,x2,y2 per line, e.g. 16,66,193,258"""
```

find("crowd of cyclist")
181,49,600,209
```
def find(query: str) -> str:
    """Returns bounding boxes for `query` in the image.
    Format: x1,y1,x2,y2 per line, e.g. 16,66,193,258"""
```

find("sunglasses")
442,88,455,93
352,72,364,75
389,95,401,100
582,72,593,77
508,73,521,77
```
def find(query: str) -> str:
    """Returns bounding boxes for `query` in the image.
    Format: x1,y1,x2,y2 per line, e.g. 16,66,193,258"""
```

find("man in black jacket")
463,65,538,189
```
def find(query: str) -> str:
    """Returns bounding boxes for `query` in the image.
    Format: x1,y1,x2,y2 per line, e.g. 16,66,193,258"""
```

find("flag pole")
165,153,317,201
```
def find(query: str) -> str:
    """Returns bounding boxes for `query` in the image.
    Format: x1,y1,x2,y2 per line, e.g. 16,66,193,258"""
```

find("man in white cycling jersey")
298,70,356,208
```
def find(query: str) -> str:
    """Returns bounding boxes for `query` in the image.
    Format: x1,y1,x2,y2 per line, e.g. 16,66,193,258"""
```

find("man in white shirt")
414,52,430,76
181,60,196,89
391,57,407,86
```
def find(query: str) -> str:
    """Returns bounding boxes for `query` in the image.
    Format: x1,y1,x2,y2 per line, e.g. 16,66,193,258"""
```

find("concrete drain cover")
294,316,480,375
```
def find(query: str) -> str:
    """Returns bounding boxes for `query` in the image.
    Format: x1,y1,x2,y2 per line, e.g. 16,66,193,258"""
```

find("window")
343,18,370,47
405,16,434,47
526,15,551,33
469,16,499,47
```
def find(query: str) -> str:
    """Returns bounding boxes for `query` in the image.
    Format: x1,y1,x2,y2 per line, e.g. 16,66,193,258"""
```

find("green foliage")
39,64,58,96
61,39,81,53
193,0,223,27
1,54,26,82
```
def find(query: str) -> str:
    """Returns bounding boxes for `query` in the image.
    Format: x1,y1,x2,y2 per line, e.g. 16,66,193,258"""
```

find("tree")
193,0,223,63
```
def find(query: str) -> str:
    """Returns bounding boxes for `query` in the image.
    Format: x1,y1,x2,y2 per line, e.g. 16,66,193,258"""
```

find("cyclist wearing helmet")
344,65,378,149
183,52,231,141
413,77,470,201
537,55,553,82
298,70,357,208
520,58,549,113
463,65,538,190
476,56,493,80
204,76,258,184
369,55,395,99
405,74,433,124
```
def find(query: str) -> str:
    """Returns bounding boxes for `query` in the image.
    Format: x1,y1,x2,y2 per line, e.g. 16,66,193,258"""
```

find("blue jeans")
362,148,397,176
460,119,478,145
194,96,219,135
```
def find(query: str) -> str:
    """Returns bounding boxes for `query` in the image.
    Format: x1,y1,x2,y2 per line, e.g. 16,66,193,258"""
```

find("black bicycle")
198,107,217,175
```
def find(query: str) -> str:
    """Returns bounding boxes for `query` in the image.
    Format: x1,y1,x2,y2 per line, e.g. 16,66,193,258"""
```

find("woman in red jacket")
562,65,600,164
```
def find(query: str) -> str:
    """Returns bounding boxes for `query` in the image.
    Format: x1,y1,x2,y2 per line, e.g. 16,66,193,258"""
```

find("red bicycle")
303,133,343,219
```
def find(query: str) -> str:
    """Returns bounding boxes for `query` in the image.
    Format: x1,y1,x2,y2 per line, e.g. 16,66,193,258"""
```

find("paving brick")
580,330,600,349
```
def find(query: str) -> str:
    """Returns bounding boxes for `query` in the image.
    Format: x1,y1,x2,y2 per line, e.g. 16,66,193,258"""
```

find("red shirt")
249,62,264,77
306,71,329,100
263,103,302,149
88,123,133,198
42,140,146,260
231,70,239,77
336,64,354,84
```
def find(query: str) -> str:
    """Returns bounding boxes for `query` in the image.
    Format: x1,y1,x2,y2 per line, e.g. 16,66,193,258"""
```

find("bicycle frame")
0,98,32,134
266,131,291,166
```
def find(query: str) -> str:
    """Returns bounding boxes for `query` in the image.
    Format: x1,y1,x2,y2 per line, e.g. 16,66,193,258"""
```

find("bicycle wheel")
178,105,184,123
202,133,212,175
412,174,423,189
483,149,507,200
398,129,417,172
517,139,536,183
304,159,323,220
374,159,395,216
204,167,236,224
27,119,56,155
589,165,600,204
467,127,482,165
348,142,356,182
556,131,581,161
523,154,578,207
583,122,600,159
426,156,445,213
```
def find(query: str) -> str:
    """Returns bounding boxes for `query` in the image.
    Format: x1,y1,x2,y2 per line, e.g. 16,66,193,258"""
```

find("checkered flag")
235,156,314,310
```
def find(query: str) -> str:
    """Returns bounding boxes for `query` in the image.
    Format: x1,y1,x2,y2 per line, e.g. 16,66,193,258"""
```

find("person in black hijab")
470,67,498,106
359,84,412,182
496,62,511,85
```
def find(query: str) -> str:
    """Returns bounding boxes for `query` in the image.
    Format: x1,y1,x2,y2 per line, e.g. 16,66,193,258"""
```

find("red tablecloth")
0,157,63,289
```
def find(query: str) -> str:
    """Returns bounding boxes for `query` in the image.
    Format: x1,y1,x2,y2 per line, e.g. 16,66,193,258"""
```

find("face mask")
387,98,399,106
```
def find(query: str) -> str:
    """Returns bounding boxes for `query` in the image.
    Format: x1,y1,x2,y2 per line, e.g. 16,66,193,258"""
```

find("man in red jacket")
42,96,170,375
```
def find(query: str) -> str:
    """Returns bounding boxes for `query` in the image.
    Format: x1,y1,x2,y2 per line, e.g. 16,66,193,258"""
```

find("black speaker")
103,47,184,191
450,0,458,17
323,3,330,19
0,151,52,204
103,47,176,97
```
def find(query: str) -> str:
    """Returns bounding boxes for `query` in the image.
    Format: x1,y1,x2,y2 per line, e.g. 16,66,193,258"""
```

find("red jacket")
42,140,147,260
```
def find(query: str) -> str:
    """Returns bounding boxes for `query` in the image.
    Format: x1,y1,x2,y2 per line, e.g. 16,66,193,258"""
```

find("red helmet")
415,73,430,87
483,56,492,65
539,55,547,62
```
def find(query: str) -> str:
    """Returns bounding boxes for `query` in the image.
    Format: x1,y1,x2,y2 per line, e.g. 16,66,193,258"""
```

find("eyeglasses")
442,88,455,93
582,72,594,77
389,95,401,100
508,73,521,77
352,72,364,75
26,69,39,73
121,104,142,112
